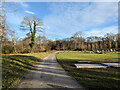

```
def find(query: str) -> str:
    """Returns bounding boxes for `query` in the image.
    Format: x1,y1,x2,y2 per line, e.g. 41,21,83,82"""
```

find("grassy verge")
2,51,54,89
56,51,120,89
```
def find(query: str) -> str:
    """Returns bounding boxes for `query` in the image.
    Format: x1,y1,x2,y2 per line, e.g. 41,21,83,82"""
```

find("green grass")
2,51,54,89
56,51,120,89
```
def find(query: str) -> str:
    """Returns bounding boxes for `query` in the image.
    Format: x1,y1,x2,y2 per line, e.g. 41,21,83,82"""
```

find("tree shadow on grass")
57,59,120,89
2,55,41,89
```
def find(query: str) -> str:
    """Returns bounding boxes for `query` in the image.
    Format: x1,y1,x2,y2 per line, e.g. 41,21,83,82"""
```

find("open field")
2,51,54,89
56,51,120,89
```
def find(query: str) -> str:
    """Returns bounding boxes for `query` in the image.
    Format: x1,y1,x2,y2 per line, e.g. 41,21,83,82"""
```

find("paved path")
17,52,84,88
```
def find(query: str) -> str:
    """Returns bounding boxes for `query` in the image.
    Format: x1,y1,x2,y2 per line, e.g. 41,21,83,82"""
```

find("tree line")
2,28,119,54
49,32,119,52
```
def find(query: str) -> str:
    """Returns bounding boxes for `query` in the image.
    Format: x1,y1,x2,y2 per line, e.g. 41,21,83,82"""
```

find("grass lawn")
2,51,54,89
56,51,120,89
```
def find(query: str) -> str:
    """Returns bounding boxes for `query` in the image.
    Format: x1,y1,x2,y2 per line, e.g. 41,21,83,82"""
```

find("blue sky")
6,2,118,41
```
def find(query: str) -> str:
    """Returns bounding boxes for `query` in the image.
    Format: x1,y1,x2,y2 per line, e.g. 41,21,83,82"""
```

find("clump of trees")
2,34,48,54
1,13,50,54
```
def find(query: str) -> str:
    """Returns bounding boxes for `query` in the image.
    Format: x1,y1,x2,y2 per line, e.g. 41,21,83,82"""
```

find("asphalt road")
17,52,84,89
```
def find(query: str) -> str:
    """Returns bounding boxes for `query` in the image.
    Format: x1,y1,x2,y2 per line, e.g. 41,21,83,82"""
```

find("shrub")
22,49,31,53
2,45,14,54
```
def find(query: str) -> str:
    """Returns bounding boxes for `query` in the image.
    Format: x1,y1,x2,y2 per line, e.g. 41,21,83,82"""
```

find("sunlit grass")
56,51,120,89
2,51,54,89
57,51,119,63
22,51,54,59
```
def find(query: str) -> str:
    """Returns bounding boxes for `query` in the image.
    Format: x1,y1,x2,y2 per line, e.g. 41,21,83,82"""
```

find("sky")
6,2,118,41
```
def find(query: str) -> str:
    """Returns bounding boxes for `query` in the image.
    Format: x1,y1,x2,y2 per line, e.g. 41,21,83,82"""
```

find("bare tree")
20,16,44,52
0,0,18,55
72,31,84,50
9,30,17,53
0,1,17,42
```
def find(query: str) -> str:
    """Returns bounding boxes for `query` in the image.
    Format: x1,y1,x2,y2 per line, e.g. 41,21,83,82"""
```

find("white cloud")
43,2,118,38
45,31,67,37
85,26,118,37
19,2,29,8
24,10,35,15
79,2,118,28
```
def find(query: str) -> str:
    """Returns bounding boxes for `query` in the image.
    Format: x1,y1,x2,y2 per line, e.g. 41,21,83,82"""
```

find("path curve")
17,52,84,88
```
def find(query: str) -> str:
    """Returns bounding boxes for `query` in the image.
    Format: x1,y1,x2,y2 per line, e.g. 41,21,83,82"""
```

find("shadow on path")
16,52,84,88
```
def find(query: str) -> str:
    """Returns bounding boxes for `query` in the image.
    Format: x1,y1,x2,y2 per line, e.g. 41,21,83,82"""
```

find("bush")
22,49,31,53
73,48,82,51
2,45,14,54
